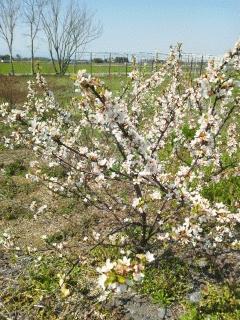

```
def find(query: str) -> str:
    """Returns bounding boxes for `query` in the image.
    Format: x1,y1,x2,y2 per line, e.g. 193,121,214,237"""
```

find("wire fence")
0,51,222,78
73,51,220,79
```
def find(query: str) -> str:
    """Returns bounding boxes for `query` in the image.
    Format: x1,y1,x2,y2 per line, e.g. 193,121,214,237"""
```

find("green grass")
0,60,137,75
0,254,95,319
180,283,240,320
202,175,240,210
0,74,126,107
4,159,27,177
0,60,202,78
0,174,37,220
138,257,191,306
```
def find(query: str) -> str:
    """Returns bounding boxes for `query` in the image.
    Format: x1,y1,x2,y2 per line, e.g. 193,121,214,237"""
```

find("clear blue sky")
3,0,240,57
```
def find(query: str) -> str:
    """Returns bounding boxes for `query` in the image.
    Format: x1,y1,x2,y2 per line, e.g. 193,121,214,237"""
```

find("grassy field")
0,60,137,75
0,74,127,106
0,60,203,77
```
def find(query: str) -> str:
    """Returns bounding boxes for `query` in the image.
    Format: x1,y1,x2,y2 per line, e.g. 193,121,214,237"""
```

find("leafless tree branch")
22,0,46,74
41,0,102,75
0,0,20,75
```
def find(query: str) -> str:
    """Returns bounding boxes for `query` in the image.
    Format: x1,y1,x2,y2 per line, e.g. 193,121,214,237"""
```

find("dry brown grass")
0,75,28,105
0,75,75,106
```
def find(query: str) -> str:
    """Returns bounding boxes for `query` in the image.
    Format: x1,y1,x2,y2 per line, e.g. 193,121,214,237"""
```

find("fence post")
190,57,193,84
199,55,204,76
74,51,77,74
125,54,128,77
186,54,190,75
155,52,159,71
151,57,154,73
132,55,136,72
139,58,142,72
195,58,198,79
108,53,112,77
90,52,93,76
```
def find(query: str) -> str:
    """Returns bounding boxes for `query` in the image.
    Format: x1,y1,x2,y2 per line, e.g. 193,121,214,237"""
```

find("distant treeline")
0,55,51,62
0,55,130,64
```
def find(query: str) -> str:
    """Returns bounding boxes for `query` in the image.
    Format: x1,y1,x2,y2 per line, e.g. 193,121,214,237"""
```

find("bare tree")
23,0,46,75
42,0,102,75
0,0,20,75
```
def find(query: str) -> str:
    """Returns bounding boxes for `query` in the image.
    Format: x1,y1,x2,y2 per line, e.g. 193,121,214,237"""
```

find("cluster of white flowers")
1,41,240,292
30,201,48,219
97,252,154,300
0,231,15,250
227,123,239,155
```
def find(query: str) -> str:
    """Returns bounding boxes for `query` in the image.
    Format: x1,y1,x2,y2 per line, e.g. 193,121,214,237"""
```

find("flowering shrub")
1,41,240,296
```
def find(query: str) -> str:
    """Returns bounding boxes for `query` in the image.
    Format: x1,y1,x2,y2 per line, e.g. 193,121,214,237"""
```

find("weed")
138,257,191,306
181,283,240,320
4,160,27,177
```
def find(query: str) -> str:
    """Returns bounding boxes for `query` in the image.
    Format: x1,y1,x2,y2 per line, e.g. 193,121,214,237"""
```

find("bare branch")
0,0,20,75
22,0,47,74
41,0,102,75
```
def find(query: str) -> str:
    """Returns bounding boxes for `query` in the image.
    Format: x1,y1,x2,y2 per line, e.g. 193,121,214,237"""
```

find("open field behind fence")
0,51,220,78
0,75,127,107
